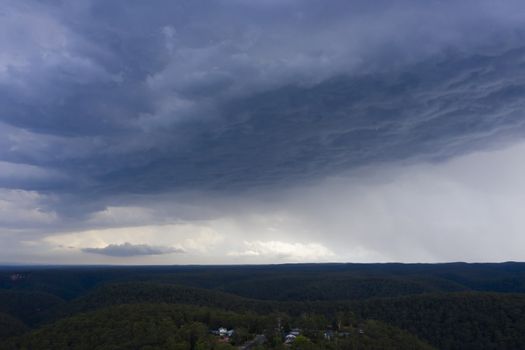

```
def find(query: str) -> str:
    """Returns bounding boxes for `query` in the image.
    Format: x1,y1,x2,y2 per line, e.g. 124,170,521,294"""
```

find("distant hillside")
4,263,525,301
218,275,467,301
63,282,277,315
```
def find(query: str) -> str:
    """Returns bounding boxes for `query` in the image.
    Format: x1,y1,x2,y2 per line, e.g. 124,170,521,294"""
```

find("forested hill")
3,304,435,350
2,263,525,349
351,292,525,350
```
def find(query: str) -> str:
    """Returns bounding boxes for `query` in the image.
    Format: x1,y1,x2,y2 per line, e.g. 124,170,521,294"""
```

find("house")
284,334,296,345
290,328,301,336
324,330,351,341
324,330,334,340
211,327,234,340
283,327,301,345
9,273,26,281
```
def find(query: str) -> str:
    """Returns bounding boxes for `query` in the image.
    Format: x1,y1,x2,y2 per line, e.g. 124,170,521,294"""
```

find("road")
239,334,267,350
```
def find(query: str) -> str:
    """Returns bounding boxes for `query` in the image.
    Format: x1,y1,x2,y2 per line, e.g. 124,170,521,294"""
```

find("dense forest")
1,263,525,349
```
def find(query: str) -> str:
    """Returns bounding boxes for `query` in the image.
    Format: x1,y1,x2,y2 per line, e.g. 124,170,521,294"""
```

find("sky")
2,0,525,264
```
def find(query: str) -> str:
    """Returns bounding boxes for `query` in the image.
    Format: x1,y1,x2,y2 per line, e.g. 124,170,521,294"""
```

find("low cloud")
81,242,184,257
229,240,335,261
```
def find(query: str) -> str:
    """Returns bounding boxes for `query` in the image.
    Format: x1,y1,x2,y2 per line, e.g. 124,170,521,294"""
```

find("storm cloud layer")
2,0,525,264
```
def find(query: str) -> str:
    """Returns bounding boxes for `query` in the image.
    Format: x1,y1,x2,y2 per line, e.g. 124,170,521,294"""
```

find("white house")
284,334,296,344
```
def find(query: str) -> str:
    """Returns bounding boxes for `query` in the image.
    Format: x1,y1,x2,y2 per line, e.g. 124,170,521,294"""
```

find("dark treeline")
3,262,525,300
2,263,525,349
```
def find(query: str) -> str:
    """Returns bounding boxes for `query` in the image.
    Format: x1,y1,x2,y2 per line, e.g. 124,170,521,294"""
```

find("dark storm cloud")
82,49,525,195
81,242,184,257
2,0,525,224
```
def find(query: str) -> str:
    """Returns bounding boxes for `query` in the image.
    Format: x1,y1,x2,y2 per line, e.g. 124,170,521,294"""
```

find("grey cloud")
1,0,525,241
81,242,184,257
98,48,525,195
2,1,525,183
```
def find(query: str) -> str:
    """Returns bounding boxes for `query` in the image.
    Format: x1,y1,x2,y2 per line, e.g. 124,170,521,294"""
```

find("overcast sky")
2,0,525,264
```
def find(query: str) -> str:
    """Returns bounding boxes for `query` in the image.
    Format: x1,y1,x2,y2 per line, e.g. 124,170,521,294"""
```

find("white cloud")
229,240,335,261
